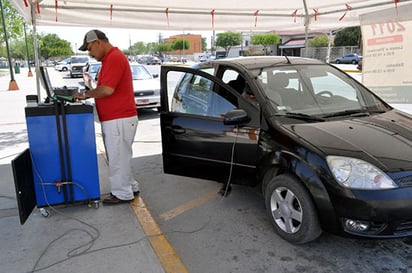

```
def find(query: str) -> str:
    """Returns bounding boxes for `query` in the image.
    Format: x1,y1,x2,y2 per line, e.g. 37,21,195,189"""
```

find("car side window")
171,72,237,118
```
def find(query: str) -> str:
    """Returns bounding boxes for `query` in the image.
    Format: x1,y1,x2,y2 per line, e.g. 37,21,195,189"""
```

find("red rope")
313,9,319,21
254,10,259,27
55,0,58,22
291,9,297,23
339,4,352,21
165,8,169,27
211,9,215,29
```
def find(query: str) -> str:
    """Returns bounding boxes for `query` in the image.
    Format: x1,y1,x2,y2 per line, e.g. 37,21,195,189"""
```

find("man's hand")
73,92,88,100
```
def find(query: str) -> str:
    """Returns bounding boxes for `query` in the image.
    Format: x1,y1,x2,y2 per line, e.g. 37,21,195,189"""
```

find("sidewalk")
0,68,167,273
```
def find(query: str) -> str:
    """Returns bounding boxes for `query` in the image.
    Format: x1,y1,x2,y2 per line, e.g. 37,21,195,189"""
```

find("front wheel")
264,174,321,244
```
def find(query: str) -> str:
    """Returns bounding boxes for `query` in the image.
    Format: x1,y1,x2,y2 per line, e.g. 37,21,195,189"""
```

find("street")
54,65,412,273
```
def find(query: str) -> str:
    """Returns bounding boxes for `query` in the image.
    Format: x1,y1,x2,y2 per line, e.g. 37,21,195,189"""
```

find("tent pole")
0,0,19,90
302,0,309,57
30,1,41,99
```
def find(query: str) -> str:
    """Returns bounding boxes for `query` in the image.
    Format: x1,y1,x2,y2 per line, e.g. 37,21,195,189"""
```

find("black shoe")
218,184,232,197
102,194,134,205
133,190,140,196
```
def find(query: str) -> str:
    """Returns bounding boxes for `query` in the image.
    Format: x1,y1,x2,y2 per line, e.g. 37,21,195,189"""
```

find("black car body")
159,56,412,244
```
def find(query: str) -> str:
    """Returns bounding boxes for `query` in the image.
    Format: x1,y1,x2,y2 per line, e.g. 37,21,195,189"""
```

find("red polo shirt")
95,47,137,122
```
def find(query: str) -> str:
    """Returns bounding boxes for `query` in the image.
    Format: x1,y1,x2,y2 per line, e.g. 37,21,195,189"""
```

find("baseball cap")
78,29,108,51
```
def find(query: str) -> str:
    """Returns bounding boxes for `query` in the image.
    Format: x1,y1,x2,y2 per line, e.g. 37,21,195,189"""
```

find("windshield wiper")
275,112,325,122
322,109,371,118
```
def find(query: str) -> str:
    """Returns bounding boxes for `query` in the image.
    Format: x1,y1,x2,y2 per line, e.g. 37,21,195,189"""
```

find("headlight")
326,156,397,189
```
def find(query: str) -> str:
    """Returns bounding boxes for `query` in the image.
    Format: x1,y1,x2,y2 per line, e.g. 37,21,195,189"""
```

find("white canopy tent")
10,0,412,32
8,0,412,99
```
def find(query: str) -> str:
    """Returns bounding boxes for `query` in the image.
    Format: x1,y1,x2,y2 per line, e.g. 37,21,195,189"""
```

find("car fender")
261,149,342,231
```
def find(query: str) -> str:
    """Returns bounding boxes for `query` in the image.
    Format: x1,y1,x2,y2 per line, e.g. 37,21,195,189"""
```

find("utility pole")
0,0,19,90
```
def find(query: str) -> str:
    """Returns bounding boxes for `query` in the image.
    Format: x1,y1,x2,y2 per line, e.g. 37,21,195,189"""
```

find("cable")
219,125,239,197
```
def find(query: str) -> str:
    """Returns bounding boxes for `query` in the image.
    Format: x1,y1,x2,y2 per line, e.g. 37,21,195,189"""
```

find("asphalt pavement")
0,67,171,273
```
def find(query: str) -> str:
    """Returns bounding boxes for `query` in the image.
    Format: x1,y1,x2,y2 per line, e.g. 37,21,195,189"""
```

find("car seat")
228,75,245,94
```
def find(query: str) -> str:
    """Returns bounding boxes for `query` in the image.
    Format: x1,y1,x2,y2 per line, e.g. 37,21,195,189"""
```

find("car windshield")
131,65,153,80
71,57,89,63
89,63,101,73
254,64,391,118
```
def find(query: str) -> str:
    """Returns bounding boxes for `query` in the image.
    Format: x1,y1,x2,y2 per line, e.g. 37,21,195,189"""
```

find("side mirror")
223,109,250,125
153,74,159,78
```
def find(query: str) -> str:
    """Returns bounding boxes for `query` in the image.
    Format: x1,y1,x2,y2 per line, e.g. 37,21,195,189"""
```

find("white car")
54,58,71,72
130,63,161,111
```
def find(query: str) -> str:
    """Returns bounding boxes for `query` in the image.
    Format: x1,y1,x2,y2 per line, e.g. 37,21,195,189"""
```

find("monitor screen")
39,66,55,99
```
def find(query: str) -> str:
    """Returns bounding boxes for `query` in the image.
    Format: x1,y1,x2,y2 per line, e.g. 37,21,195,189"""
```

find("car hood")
132,78,160,92
284,109,412,172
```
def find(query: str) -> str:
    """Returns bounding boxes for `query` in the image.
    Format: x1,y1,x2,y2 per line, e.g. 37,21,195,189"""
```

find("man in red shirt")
74,29,139,205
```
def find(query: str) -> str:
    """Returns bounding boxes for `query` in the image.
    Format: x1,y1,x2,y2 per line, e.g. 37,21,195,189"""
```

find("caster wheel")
40,208,50,217
94,200,100,209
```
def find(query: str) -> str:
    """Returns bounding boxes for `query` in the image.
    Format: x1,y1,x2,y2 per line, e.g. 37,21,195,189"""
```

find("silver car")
130,63,161,111
334,53,362,64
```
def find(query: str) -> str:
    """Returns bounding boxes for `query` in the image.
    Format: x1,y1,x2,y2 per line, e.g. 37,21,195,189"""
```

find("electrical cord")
219,125,239,197
25,126,240,272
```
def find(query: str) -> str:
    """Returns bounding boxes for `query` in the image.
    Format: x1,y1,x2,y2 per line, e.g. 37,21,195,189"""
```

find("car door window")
172,72,237,118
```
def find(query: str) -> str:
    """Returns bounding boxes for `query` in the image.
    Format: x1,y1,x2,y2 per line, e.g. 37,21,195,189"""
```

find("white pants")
101,115,139,200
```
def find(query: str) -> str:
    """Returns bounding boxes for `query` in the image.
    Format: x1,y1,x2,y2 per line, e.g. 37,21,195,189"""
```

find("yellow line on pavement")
131,197,189,273
159,190,219,221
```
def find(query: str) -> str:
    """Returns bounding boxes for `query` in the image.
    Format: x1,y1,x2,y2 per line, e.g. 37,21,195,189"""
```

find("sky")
36,26,216,53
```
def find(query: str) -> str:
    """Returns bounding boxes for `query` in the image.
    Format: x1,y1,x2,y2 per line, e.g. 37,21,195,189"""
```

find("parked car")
130,63,161,110
54,58,71,72
70,55,91,78
334,53,362,64
159,56,412,244
82,61,101,90
146,56,162,65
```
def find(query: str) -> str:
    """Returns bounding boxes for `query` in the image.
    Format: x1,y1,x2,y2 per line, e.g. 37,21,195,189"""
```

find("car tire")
264,174,321,244
62,67,67,72
335,60,340,64
352,60,357,64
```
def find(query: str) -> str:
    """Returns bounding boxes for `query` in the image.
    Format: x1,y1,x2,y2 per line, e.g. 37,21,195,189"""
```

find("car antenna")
284,54,291,64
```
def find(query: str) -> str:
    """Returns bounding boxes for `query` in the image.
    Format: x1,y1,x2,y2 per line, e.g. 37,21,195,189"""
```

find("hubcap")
270,187,303,234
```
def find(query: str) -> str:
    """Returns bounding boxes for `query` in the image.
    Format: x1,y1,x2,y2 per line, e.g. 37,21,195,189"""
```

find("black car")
159,56,412,244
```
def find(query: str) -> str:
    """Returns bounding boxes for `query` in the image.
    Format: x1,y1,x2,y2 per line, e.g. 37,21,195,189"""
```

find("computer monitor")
39,66,75,102
39,66,55,100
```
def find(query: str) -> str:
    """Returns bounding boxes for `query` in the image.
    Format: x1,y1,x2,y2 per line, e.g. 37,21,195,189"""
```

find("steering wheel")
317,91,333,97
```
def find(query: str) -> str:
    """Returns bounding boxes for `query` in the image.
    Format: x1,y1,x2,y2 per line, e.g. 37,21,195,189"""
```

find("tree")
201,37,207,52
171,39,190,54
39,33,73,59
334,26,361,47
156,43,172,54
308,35,329,47
130,41,148,55
0,0,23,44
215,32,242,56
250,33,280,55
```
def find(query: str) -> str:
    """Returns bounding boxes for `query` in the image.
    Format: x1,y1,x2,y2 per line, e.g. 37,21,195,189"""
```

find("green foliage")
250,33,280,54
334,26,361,46
201,37,207,51
171,39,190,51
39,33,73,59
156,43,172,53
0,0,23,43
308,35,330,47
130,41,148,55
215,32,242,55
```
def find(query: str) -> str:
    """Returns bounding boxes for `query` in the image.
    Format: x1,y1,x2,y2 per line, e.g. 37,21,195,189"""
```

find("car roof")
201,56,325,70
